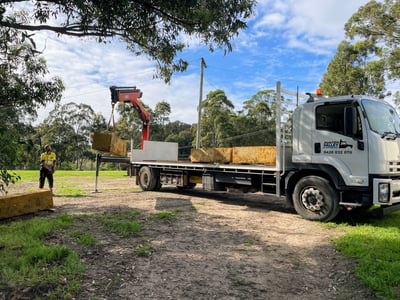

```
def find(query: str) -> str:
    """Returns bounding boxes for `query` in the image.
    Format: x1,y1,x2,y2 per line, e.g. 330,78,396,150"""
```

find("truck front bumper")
373,203,400,217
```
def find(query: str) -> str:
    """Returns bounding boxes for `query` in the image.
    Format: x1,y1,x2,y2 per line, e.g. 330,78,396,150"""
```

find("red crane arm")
110,86,150,149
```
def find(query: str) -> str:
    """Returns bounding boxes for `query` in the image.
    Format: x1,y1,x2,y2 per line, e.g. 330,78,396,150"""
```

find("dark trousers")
39,168,54,189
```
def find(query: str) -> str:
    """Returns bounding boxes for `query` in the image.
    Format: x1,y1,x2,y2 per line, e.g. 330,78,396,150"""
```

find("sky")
30,0,371,125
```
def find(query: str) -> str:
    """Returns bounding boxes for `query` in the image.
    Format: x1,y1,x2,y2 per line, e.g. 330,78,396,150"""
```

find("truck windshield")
361,99,400,138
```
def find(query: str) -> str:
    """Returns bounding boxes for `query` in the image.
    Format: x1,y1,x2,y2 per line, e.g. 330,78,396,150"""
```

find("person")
39,144,57,193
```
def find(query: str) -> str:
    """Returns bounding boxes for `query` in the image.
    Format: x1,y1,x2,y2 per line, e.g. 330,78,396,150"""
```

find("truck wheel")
293,176,340,221
138,166,157,191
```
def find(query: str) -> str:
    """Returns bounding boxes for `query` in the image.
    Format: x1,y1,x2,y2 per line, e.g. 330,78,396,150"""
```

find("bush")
0,169,21,194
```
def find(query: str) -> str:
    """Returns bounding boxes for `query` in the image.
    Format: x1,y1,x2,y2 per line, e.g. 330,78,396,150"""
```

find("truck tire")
138,166,158,191
293,176,340,222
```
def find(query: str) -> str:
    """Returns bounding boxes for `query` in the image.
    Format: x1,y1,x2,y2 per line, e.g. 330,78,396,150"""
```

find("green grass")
0,214,85,299
153,209,181,221
331,211,400,299
12,170,127,182
96,211,142,237
135,245,153,257
70,230,98,247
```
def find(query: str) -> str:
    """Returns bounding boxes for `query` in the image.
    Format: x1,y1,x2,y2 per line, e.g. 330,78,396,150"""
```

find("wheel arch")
285,164,345,207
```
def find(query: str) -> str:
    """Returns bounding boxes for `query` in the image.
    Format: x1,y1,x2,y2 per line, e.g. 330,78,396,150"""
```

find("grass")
70,230,98,247
9,170,134,196
329,211,400,299
153,209,181,221
135,245,153,256
13,170,128,182
0,214,85,299
5,171,400,298
96,211,142,237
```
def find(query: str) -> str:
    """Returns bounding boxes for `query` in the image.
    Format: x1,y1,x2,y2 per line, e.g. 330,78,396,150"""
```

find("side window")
316,103,346,135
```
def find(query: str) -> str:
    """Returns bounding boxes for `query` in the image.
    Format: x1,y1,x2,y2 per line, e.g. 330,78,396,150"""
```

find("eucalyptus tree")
151,100,171,141
42,102,105,169
345,0,400,81
115,100,153,149
320,40,385,96
1,0,256,82
231,89,276,146
200,89,235,147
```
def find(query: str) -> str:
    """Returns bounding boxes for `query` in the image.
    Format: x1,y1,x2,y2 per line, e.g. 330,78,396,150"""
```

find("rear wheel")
138,166,158,191
293,176,340,221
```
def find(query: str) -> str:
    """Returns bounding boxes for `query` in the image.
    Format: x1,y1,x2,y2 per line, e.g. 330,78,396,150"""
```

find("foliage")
345,0,400,80
0,169,20,194
200,89,235,147
320,40,385,96
0,25,64,190
321,0,400,96
0,0,256,82
115,99,153,148
229,89,277,146
0,27,64,118
41,102,107,169
154,101,171,126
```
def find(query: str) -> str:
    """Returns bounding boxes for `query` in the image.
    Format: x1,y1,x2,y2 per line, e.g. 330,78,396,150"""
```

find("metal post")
196,58,206,149
276,81,281,197
94,153,101,193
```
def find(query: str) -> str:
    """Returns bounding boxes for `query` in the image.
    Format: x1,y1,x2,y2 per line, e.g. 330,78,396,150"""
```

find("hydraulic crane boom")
110,86,150,149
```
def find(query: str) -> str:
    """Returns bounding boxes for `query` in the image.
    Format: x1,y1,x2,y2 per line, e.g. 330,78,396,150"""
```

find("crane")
110,86,150,149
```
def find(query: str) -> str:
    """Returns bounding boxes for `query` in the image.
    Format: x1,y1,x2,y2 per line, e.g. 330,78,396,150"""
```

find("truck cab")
288,94,400,220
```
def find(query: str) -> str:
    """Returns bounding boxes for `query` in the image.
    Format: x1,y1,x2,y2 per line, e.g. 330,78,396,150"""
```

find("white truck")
97,82,400,221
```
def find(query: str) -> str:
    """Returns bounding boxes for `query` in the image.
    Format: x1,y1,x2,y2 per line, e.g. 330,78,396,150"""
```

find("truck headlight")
378,183,390,203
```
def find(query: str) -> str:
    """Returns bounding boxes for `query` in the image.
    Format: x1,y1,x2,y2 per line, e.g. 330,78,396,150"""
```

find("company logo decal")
323,139,353,154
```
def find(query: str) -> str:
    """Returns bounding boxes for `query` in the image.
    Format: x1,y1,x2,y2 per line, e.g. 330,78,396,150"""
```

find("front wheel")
293,176,340,221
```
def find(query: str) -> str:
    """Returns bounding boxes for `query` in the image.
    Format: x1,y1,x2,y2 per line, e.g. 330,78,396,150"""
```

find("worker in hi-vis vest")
39,144,57,193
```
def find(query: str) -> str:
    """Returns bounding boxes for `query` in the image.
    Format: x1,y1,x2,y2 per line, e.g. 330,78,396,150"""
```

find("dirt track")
5,177,377,299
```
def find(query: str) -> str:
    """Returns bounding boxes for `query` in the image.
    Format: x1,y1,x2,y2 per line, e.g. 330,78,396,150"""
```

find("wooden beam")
0,189,53,219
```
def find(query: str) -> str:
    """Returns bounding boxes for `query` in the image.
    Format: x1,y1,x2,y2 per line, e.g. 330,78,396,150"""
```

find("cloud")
31,0,372,126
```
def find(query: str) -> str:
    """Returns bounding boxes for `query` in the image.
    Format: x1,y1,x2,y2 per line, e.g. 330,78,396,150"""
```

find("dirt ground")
4,176,378,299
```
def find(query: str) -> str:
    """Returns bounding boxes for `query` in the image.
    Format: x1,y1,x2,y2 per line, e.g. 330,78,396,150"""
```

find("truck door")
312,101,369,187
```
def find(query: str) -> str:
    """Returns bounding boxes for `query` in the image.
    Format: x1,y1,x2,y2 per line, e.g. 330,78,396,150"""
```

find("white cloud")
32,0,372,127
248,0,370,54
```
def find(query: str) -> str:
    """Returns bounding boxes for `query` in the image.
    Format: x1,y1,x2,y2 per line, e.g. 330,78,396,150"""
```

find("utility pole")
196,57,207,149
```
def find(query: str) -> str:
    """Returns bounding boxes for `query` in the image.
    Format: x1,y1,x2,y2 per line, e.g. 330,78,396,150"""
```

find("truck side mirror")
344,106,356,137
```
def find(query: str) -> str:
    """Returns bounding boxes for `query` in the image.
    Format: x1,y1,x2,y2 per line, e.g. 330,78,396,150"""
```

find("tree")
0,26,63,191
230,89,276,146
1,0,256,82
154,101,171,126
320,40,385,96
115,100,153,149
41,102,105,169
345,0,400,80
200,89,234,147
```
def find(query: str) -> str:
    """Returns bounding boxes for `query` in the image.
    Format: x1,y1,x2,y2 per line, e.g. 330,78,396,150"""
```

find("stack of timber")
92,132,127,156
191,146,276,165
190,148,232,163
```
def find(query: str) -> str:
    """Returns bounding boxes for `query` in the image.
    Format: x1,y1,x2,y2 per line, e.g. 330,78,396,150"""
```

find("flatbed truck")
97,82,400,221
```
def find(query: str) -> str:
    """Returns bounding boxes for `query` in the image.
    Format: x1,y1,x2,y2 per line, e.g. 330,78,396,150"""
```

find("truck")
97,82,400,222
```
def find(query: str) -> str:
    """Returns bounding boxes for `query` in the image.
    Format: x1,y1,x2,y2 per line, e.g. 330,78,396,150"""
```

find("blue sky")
33,0,371,125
